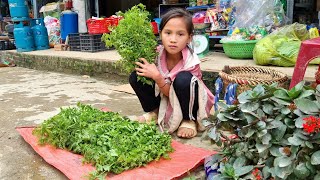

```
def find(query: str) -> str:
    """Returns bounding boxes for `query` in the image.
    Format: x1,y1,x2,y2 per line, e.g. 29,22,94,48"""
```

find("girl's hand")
135,58,161,81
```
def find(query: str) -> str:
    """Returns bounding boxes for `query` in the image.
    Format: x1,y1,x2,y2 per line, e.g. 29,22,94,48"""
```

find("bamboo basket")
219,66,289,95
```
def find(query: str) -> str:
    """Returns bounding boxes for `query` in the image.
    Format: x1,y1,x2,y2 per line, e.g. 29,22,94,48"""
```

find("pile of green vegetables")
253,23,320,67
102,4,158,86
33,103,173,179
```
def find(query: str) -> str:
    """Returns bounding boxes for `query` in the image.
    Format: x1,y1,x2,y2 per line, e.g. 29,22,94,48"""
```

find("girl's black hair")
159,8,194,35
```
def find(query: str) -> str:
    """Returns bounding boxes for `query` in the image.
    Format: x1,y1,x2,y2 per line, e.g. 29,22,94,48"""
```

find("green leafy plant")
33,103,173,179
102,4,158,86
203,82,320,179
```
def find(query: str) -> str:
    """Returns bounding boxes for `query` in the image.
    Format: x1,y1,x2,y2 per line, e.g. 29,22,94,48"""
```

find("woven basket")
219,66,289,95
220,40,258,59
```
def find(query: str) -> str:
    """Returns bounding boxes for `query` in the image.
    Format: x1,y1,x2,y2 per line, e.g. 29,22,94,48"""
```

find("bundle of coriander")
33,103,173,179
102,4,158,86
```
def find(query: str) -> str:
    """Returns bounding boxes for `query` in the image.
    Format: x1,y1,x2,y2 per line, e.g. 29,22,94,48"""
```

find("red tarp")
17,127,216,180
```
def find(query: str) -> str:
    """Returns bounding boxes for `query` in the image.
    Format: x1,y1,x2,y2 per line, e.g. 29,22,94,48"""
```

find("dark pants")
129,71,199,120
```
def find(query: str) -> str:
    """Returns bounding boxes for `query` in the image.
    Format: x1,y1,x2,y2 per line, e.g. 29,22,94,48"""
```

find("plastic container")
68,33,81,51
13,21,35,52
8,0,29,21
31,18,49,50
60,10,78,42
220,40,258,59
151,22,158,34
154,18,161,31
80,33,106,52
86,18,112,34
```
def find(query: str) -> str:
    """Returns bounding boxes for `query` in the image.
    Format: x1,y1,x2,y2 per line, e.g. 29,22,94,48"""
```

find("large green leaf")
262,103,274,115
294,98,319,114
256,121,266,130
314,173,320,180
270,146,282,157
262,166,271,179
240,102,260,112
305,141,314,149
274,156,292,167
234,165,253,177
253,85,265,96
274,89,291,100
233,156,246,169
208,127,218,141
274,165,292,179
256,143,271,153
217,113,229,122
245,129,255,138
237,91,251,103
272,124,287,141
289,81,304,94
284,118,295,128
288,82,304,99
306,161,316,174
271,97,291,105
257,129,268,137
267,120,284,129
311,150,320,165
262,133,272,145
281,107,291,115
288,135,303,146
294,163,310,179
298,89,314,99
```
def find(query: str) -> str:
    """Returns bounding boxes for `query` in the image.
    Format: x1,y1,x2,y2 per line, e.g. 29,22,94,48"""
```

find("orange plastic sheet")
17,127,216,180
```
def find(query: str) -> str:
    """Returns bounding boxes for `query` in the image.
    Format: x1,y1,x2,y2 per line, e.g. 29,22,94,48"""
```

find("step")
0,49,319,91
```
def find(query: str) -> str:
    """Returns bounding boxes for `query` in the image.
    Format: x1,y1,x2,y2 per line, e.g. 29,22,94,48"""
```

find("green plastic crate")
220,39,258,59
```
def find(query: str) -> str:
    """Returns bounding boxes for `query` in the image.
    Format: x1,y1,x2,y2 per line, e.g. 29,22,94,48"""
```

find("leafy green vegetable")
102,4,158,85
253,23,320,67
33,103,173,179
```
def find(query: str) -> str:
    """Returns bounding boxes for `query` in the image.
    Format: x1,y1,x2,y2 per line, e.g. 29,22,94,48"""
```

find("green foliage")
204,82,320,179
33,103,173,179
102,4,158,86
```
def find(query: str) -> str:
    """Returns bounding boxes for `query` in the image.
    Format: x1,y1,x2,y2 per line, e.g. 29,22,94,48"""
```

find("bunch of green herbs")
33,103,173,179
102,4,158,86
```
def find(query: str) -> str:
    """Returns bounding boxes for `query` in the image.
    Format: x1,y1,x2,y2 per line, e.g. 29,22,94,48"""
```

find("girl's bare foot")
128,111,158,124
177,120,197,138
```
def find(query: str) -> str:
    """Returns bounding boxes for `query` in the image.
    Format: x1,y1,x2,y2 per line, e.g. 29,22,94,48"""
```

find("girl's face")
160,17,192,56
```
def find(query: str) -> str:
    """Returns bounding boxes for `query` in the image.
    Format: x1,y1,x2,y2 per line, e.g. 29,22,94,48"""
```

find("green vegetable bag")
102,4,158,85
253,23,320,67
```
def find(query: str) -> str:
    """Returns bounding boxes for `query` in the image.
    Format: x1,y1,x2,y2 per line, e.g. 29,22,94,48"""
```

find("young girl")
129,8,214,139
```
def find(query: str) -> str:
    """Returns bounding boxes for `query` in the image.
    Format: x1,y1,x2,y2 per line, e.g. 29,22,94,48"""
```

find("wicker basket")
219,66,289,95
220,40,258,59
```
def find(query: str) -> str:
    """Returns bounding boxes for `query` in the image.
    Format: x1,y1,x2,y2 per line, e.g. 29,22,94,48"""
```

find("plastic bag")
44,16,61,47
253,23,320,67
232,0,287,31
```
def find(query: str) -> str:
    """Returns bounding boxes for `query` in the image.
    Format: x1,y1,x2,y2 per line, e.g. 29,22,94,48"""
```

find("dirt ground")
0,67,218,180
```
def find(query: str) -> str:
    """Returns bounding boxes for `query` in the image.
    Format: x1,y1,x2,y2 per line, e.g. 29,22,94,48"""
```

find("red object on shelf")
289,37,320,89
65,0,73,10
86,18,112,34
151,22,158,34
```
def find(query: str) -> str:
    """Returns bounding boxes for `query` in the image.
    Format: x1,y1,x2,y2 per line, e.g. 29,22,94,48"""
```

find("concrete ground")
0,67,216,180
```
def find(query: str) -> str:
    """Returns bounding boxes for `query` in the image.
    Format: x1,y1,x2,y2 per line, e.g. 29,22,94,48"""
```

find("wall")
73,0,88,33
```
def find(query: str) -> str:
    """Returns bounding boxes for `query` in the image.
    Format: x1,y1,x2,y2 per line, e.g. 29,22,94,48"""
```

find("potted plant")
203,82,320,179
